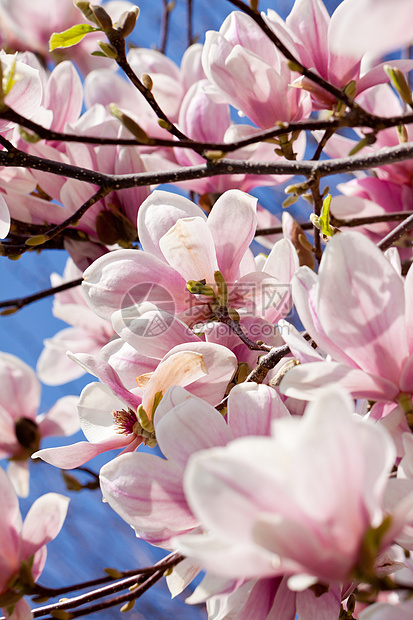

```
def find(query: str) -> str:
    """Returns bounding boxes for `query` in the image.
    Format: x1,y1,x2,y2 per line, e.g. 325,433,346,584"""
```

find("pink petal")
69,353,141,412
7,460,29,498
159,217,218,284
280,360,399,401
111,307,197,361
32,436,131,469
20,493,69,561
37,396,80,438
330,0,413,58
317,232,408,385
0,469,20,591
228,383,290,439
155,393,232,468
207,190,257,283
161,342,237,406
0,353,40,421
82,250,190,320
45,61,83,131
138,191,206,260
0,194,10,239
100,452,198,544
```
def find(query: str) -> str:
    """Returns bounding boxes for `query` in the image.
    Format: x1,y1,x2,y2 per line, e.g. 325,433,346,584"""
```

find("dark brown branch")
3,142,413,190
106,28,190,142
159,0,172,53
309,181,323,265
255,210,413,237
0,278,83,313
32,554,184,618
377,212,413,251
4,105,413,156
215,306,272,351
1,188,110,257
246,344,291,384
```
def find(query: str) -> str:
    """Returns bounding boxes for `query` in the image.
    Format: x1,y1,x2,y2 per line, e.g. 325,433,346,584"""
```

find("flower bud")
90,4,113,31
116,6,140,37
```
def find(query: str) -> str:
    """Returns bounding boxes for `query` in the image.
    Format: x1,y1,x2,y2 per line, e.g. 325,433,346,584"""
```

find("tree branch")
0,278,83,313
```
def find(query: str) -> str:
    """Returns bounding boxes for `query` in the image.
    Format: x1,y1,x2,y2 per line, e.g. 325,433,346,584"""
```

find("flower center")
112,408,156,447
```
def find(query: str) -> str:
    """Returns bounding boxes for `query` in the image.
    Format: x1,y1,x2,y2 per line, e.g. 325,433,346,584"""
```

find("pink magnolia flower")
329,0,413,59
280,231,413,411
33,339,238,469
0,467,69,620
265,0,413,109
0,352,79,496
99,383,290,546
175,386,397,586
37,258,115,385
0,52,42,132
202,11,311,128
82,189,298,329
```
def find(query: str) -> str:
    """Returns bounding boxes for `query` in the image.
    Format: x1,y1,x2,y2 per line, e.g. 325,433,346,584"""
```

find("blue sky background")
0,1,344,618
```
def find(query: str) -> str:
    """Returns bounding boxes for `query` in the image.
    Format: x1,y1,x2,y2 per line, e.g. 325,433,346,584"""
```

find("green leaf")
49,24,100,51
311,194,334,237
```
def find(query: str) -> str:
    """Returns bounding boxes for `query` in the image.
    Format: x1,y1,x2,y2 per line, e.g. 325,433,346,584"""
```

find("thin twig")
245,344,291,384
159,0,172,53
106,28,189,142
1,188,110,257
32,554,184,617
187,0,193,46
377,212,413,251
309,181,323,265
255,211,413,237
0,278,83,313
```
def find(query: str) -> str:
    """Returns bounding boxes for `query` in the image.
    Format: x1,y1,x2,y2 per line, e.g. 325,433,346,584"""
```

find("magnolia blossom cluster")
2,0,413,619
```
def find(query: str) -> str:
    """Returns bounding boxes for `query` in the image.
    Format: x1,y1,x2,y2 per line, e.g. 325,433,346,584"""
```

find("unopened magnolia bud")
398,124,409,143
384,65,413,106
74,0,95,22
282,194,299,208
120,600,135,612
91,4,113,30
343,79,357,99
157,118,172,130
109,103,150,143
97,40,118,59
141,73,153,91
204,150,225,161
116,6,140,37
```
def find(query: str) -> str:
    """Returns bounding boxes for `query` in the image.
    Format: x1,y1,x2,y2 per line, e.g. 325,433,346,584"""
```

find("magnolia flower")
82,189,298,329
0,52,42,131
33,340,238,469
0,467,69,620
99,383,290,546
175,386,398,587
0,352,79,497
280,231,413,417
202,11,311,128
265,0,413,109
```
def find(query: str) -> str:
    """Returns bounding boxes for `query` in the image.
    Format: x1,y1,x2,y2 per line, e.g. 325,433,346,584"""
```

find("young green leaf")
49,24,99,51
